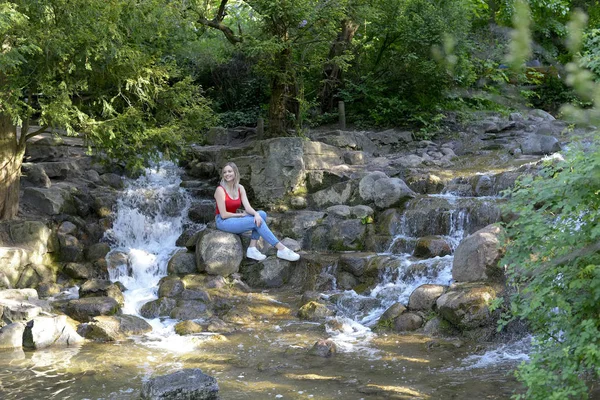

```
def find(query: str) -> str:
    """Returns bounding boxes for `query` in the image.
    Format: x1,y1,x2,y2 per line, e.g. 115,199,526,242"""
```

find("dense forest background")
2,1,600,398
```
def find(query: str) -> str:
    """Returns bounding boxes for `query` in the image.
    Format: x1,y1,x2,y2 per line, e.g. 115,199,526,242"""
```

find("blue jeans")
215,210,279,246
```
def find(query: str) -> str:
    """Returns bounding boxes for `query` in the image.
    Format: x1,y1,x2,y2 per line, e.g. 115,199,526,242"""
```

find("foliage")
501,8,600,399
580,29,600,81
0,0,216,171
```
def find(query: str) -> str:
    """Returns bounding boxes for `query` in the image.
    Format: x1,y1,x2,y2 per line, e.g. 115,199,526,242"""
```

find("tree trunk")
319,19,359,114
0,112,24,220
266,47,297,138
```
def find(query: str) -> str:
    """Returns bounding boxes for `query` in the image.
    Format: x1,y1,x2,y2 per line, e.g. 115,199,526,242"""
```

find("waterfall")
103,161,196,327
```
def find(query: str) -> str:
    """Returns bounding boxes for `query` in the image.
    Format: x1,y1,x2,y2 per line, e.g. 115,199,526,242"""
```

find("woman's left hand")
254,213,263,227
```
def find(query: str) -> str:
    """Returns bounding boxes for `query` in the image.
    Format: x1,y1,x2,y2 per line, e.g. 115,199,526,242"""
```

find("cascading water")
325,192,501,349
103,161,201,349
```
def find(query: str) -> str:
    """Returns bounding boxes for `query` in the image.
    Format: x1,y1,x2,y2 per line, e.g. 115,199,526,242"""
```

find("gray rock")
58,221,78,236
326,205,352,218
85,243,111,261
372,178,416,209
188,201,216,224
358,171,388,202
170,300,209,320
100,173,123,189
311,181,354,208
344,151,366,165
394,312,423,332
195,229,243,276
290,196,307,209
167,251,198,275
64,262,95,279
140,298,177,319
140,369,219,400
379,303,406,324
21,163,51,188
338,253,376,277
79,279,125,306
306,170,347,193
436,283,497,329
77,315,152,342
65,297,120,322
158,277,185,298
408,284,446,311
337,271,358,290
0,322,25,349
350,205,374,219
174,320,204,335
422,316,443,335
240,257,292,288
309,339,337,357
298,301,334,321
367,129,413,147
0,289,38,300
328,219,367,251
0,298,42,324
520,134,560,155
22,186,75,215
58,234,84,262
452,224,505,282
413,236,452,258
23,315,84,349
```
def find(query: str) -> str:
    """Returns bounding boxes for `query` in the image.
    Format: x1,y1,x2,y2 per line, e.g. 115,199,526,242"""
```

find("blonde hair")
220,162,240,197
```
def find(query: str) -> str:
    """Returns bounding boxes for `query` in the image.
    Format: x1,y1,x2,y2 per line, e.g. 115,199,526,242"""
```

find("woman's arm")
240,185,263,226
214,187,246,219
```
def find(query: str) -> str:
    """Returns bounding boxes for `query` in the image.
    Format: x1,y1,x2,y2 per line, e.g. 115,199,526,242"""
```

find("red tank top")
215,186,242,215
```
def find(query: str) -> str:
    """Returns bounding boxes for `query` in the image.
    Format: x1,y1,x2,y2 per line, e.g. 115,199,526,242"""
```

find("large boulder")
436,283,497,329
77,315,152,342
452,224,505,282
22,315,84,349
359,171,388,202
195,229,243,276
408,284,446,312
79,279,125,306
65,297,120,322
0,298,43,324
22,185,76,215
141,369,219,400
393,312,423,332
167,251,198,275
240,257,292,288
0,322,26,349
413,236,452,258
140,297,177,319
372,178,416,209
310,182,354,208
520,134,561,155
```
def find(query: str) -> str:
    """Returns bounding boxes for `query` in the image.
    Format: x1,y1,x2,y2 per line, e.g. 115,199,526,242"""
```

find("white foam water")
457,336,532,370
103,161,202,352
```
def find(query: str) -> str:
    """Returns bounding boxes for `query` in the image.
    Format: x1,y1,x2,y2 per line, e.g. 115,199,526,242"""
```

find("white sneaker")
246,247,266,261
277,247,300,261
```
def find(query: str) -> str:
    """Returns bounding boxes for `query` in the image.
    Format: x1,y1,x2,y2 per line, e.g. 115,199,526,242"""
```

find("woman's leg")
216,212,279,246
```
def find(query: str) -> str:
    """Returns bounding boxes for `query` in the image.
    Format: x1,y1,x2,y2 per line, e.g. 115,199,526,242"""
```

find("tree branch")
196,0,243,44
24,125,49,142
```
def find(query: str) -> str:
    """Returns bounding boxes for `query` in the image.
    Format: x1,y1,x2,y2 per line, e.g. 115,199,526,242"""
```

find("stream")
0,161,531,399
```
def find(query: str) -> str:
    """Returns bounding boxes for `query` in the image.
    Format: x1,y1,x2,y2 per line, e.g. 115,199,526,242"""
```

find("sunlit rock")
65,296,120,322
452,224,505,282
77,315,152,342
0,322,25,349
158,277,185,298
436,282,497,329
298,301,334,321
79,279,124,307
0,298,42,324
393,312,423,332
413,236,452,258
23,315,83,349
358,171,388,202
408,284,447,312
167,251,198,275
174,320,203,335
141,368,219,400
140,297,176,319
195,229,242,277
378,303,407,327
372,178,416,209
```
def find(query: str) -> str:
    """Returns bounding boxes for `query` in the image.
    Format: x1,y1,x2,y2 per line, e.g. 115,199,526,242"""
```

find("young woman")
214,162,300,262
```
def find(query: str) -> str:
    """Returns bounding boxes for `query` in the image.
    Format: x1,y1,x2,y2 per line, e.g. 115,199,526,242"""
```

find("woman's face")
222,166,236,182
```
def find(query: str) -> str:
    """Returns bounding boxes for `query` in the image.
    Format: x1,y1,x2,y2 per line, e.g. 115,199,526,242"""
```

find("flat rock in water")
141,368,219,400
